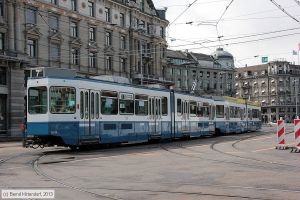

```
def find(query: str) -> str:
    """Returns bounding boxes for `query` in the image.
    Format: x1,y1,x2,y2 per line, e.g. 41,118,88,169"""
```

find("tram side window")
50,87,76,114
156,99,161,116
216,105,224,118
229,106,235,118
135,94,148,115
91,92,95,119
119,93,134,115
225,107,230,120
162,97,168,115
95,93,99,119
197,104,201,116
177,99,182,115
28,86,47,114
80,91,84,119
239,108,244,120
190,101,197,116
210,105,215,120
234,107,239,118
101,91,118,115
202,103,210,117
253,109,259,118
248,109,253,120
85,91,89,119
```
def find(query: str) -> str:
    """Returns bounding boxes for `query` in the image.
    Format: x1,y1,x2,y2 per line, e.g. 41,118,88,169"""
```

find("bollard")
276,118,288,150
291,118,300,153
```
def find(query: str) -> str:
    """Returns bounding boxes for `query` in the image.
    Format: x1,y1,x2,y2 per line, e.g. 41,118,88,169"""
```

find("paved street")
0,125,300,200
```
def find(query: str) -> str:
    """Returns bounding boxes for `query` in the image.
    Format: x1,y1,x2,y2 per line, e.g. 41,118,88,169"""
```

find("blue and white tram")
25,71,262,148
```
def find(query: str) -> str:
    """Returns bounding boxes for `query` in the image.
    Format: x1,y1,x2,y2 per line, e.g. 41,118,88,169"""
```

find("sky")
153,0,300,67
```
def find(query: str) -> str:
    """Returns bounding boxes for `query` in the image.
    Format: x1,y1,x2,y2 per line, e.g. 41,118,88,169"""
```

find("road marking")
252,143,294,152
0,166,29,171
182,152,201,155
252,147,275,152
186,144,210,149
224,151,244,154
246,136,273,142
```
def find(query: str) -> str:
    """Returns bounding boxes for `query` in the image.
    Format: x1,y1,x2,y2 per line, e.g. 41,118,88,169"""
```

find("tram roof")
28,68,260,107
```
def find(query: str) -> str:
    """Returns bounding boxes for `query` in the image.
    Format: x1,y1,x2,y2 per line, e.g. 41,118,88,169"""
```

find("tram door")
182,101,189,134
79,89,100,143
209,105,216,134
149,97,162,139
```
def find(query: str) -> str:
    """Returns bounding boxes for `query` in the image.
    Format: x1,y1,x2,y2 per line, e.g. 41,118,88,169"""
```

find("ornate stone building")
235,60,300,123
166,48,236,96
0,0,168,137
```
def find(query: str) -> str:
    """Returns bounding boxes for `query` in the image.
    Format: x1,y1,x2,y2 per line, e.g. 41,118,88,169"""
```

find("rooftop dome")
211,48,233,59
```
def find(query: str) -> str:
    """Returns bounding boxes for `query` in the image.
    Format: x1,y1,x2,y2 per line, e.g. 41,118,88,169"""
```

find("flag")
293,50,298,55
262,56,268,63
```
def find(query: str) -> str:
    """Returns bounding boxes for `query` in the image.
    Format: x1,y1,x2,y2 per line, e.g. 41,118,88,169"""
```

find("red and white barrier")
292,118,300,152
276,118,287,149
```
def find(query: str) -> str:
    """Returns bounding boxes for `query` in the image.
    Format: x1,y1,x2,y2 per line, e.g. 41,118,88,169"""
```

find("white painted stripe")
294,121,300,131
279,134,285,142
277,122,284,131
79,123,96,127
246,136,273,142
277,123,285,144
296,137,300,145
252,147,274,152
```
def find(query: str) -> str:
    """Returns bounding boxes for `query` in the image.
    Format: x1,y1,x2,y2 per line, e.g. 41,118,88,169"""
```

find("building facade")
166,48,236,96
235,61,300,123
0,0,168,137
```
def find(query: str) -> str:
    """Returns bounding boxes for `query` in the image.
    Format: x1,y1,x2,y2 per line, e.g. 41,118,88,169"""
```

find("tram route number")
1,189,55,199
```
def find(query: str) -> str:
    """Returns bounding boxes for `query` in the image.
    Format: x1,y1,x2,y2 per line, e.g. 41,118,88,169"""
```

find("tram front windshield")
28,86,47,114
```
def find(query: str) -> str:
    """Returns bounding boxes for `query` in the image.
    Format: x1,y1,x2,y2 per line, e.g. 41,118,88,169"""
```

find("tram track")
26,132,299,200
32,153,122,200
209,132,299,169
160,132,299,171
160,142,274,170
0,152,36,166
31,151,276,200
